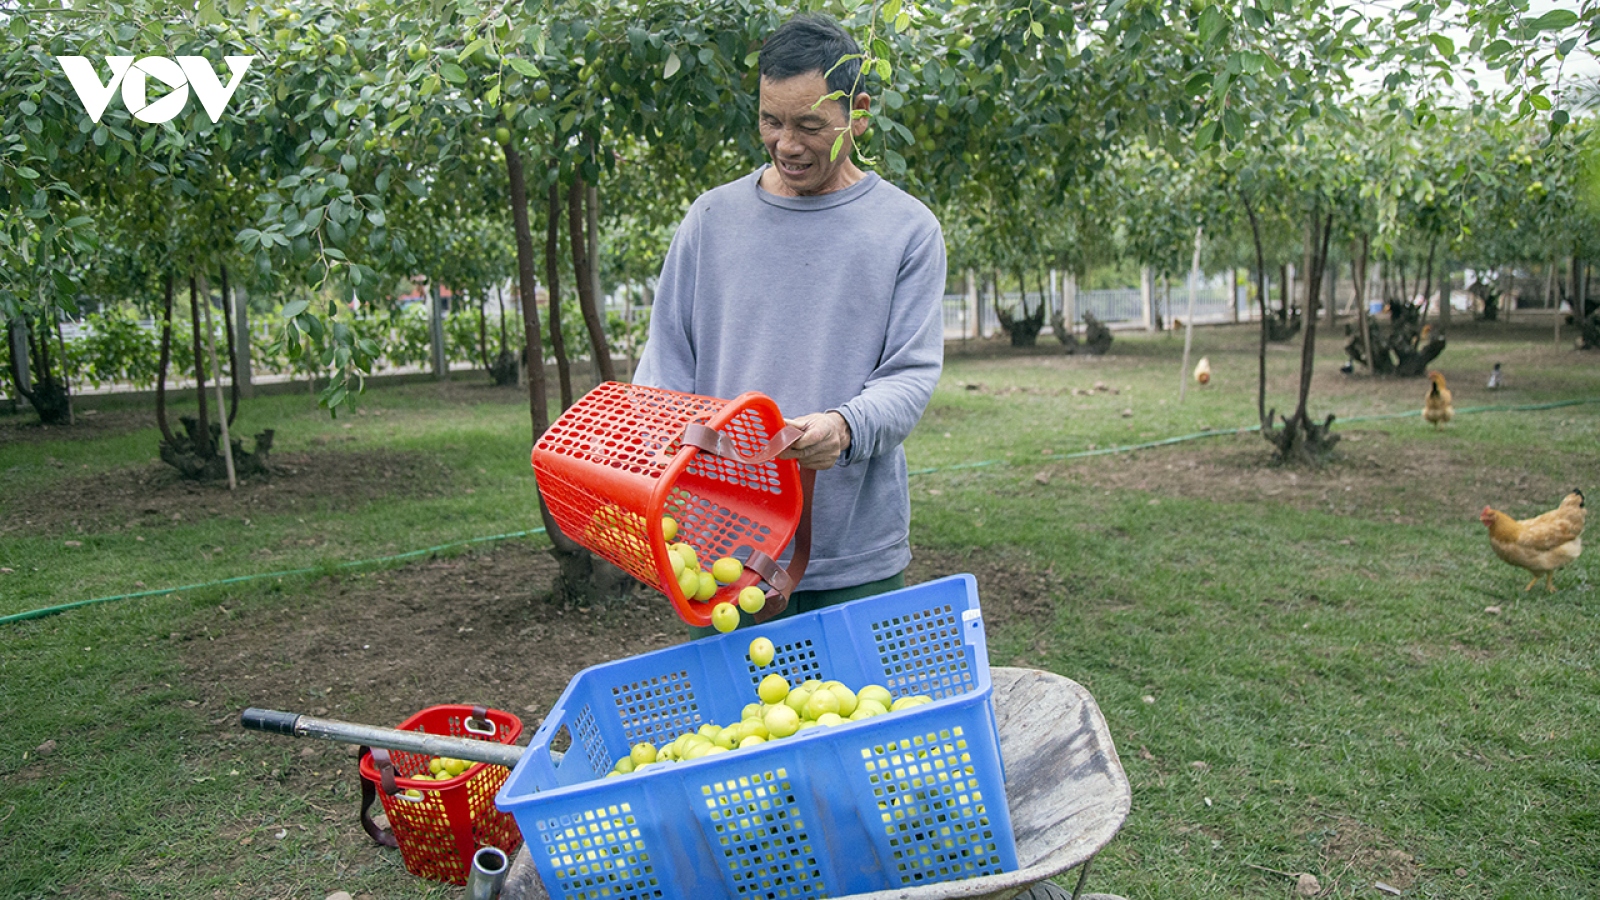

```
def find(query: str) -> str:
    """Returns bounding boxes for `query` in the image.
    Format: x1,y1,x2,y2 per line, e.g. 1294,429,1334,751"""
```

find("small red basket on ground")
357,705,523,885
531,381,808,626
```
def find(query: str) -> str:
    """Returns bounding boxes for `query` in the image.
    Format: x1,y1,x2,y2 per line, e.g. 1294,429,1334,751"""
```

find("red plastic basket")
357,705,523,885
531,381,806,626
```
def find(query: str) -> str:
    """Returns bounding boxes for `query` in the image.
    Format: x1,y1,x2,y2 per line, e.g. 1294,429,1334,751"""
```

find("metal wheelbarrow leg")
500,666,1131,900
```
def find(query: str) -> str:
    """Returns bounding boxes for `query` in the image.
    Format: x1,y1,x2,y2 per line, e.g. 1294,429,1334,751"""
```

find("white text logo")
56,56,256,124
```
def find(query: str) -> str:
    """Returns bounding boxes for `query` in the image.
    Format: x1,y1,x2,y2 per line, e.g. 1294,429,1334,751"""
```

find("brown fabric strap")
680,422,806,465
358,747,400,848
745,467,815,623
678,422,816,621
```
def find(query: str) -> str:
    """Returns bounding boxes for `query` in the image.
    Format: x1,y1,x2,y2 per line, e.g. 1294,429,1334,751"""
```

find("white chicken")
1193,357,1211,386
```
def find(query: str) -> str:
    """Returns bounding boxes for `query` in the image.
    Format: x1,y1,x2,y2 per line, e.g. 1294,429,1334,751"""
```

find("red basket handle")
679,423,816,622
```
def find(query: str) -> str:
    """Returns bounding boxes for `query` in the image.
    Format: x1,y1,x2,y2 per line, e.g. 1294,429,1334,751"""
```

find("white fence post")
1065,272,1077,335
1140,267,1154,332
965,268,978,341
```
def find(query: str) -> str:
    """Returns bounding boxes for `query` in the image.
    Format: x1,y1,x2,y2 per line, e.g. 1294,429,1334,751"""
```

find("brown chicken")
1423,371,1454,428
1480,490,1586,592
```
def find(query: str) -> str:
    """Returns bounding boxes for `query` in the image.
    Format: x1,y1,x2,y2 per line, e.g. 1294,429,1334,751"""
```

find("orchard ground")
2,320,1597,899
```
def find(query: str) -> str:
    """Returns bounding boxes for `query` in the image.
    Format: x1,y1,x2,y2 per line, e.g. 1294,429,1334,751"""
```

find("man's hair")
759,13,863,113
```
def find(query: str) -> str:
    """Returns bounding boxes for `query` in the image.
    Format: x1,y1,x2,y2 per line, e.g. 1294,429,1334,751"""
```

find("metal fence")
943,281,1251,339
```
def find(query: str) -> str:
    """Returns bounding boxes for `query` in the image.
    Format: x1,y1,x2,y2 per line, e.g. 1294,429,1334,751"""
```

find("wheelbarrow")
243,666,1129,900
498,666,1130,900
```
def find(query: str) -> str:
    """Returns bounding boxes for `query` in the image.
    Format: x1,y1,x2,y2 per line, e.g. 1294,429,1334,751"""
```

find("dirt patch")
1,449,454,537
0,405,154,446
907,546,1080,626
1298,813,1421,893
1040,428,1576,525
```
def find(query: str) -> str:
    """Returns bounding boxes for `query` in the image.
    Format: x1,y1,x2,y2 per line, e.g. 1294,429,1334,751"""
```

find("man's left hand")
780,412,851,470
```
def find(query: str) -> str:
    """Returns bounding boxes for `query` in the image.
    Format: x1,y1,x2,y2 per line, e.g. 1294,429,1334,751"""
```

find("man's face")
758,71,867,197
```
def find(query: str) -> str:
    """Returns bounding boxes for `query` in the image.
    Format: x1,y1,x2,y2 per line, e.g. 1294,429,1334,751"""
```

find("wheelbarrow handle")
240,707,526,769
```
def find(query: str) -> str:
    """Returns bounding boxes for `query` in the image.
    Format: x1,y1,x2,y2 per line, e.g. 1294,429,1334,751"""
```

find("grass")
2,321,1597,898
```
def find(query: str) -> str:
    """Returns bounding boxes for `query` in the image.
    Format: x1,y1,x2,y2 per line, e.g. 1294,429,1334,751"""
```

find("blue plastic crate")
495,574,1018,900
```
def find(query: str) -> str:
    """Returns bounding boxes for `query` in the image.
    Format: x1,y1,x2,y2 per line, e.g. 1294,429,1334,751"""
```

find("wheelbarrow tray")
498,666,1130,900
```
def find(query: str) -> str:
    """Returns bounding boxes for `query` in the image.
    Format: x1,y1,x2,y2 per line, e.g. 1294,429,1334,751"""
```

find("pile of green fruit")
605,637,933,777
399,755,475,799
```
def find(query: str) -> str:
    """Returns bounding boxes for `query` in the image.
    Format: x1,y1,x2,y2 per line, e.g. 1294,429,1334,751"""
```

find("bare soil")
1037,428,1579,525
1,449,453,537
0,405,154,445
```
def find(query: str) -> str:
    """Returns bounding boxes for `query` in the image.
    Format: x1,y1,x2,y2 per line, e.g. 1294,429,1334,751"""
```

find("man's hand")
780,412,851,470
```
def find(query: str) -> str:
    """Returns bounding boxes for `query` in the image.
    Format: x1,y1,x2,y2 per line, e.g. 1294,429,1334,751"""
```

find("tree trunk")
505,145,580,547
1354,235,1374,373
568,175,614,384
1264,210,1339,464
7,317,30,396
476,289,491,372
1325,247,1338,328
52,316,75,425
545,179,574,409
188,274,213,458
497,281,509,355
504,145,620,601
220,263,239,426
155,273,178,447
233,278,253,399
1419,238,1437,325
1241,189,1269,427
429,281,448,380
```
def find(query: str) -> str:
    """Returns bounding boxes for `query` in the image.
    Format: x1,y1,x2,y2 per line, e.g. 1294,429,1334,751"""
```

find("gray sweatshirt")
634,166,946,590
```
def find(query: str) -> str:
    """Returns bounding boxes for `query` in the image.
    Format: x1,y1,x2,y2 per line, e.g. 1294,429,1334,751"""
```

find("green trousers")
688,571,906,640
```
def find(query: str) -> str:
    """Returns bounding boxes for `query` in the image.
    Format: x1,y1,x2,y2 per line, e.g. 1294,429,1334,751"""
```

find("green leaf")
1428,34,1454,57
1222,108,1243,141
1528,10,1578,32
1198,6,1227,44
509,57,540,77
895,11,911,32
1031,21,1044,39
1185,73,1212,95
1529,93,1551,110
664,52,681,79
463,37,489,60
16,166,39,180
882,0,902,24
440,63,468,84
874,58,891,81
830,131,846,161
281,299,310,319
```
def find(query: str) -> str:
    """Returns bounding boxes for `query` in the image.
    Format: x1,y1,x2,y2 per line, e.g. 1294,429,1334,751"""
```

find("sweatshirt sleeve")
632,204,699,392
832,219,946,466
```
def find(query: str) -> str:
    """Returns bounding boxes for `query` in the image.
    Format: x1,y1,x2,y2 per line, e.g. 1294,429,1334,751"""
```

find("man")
633,12,946,630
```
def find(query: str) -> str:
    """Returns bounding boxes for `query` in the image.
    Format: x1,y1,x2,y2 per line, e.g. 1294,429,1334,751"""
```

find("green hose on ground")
6,396,1596,627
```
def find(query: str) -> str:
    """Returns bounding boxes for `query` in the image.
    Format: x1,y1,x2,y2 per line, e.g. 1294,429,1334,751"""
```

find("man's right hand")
780,412,852,470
